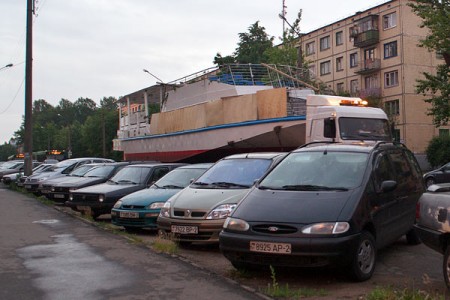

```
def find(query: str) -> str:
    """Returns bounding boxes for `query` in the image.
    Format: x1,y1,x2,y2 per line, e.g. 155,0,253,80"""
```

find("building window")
439,129,450,137
336,57,344,71
350,80,359,94
320,61,331,75
385,99,400,116
337,82,344,93
336,31,343,46
350,52,358,68
384,41,398,58
309,64,316,77
305,42,315,56
383,12,397,29
320,36,330,51
365,75,378,89
385,70,399,87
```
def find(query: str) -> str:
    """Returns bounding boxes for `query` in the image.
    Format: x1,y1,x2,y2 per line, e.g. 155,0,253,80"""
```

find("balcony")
354,59,381,75
353,30,379,48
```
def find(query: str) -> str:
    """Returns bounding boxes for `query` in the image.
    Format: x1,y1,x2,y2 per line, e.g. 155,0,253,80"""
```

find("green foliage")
0,142,17,161
425,135,450,167
365,285,444,300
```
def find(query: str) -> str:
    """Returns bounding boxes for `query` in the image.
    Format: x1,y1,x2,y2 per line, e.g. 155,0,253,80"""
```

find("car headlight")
302,222,350,235
147,202,165,210
38,177,48,182
206,204,237,220
159,200,171,218
99,195,105,202
51,187,56,192
113,200,122,209
223,217,249,231
69,194,73,201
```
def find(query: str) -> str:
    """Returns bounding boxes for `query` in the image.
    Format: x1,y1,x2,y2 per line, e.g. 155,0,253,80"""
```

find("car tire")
425,177,435,188
444,246,450,289
348,231,376,282
405,228,421,245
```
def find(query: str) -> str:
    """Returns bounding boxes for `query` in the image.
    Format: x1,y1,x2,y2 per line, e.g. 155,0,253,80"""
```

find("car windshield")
69,165,97,177
193,159,272,188
109,166,152,184
153,167,207,189
83,165,116,178
259,151,368,191
339,117,391,141
0,161,23,170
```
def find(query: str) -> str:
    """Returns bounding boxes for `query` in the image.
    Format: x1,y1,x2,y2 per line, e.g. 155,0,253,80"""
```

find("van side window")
403,150,422,180
374,154,395,188
389,151,412,178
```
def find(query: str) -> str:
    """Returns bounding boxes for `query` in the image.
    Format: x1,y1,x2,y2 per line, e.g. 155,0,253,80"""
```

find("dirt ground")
61,207,448,300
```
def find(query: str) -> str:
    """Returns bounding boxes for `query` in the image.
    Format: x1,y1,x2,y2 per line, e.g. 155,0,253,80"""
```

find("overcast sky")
0,0,388,145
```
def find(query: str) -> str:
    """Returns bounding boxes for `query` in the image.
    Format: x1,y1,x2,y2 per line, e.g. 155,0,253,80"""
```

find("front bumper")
111,208,159,229
219,230,361,268
157,216,225,243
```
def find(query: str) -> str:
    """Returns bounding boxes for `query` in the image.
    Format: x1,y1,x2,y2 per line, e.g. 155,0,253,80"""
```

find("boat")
113,64,318,163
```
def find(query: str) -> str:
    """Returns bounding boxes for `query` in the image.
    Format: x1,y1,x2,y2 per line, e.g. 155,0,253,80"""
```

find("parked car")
0,160,40,180
219,142,425,281
2,163,54,185
414,183,450,289
423,162,450,188
157,153,286,245
66,163,186,219
23,157,114,193
47,162,131,202
111,163,213,232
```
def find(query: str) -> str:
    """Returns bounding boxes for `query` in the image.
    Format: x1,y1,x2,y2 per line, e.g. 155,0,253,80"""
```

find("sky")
0,0,389,145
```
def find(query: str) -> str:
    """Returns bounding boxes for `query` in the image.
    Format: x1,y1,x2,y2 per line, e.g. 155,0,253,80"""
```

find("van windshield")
339,117,391,141
259,151,368,190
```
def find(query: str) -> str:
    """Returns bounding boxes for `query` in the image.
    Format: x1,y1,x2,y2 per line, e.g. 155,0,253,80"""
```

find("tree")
234,21,274,64
0,143,16,161
426,135,450,167
409,0,450,126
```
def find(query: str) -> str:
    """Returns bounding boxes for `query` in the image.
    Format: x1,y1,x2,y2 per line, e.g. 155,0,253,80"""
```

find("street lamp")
143,68,168,109
143,69,164,83
0,63,13,71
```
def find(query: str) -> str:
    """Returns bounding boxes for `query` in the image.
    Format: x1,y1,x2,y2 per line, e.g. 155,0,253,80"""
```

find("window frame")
383,12,397,30
305,41,315,56
336,56,344,72
336,31,343,46
384,41,398,59
384,70,399,88
320,36,331,51
350,52,358,68
320,60,331,76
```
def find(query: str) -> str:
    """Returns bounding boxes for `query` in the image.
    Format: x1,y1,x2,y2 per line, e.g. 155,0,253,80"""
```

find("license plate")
25,185,31,189
54,194,65,199
119,211,139,218
171,225,198,234
41,189,50,194
249,241,292,254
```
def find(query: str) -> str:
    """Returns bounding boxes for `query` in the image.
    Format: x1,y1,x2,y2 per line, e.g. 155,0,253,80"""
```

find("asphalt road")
1,184,449,299
0,186,266,300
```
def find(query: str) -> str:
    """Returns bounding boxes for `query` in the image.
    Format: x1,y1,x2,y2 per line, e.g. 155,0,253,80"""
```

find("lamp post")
143,68,167,110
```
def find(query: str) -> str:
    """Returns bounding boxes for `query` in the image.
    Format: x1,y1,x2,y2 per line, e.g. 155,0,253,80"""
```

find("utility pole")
24,0,35,176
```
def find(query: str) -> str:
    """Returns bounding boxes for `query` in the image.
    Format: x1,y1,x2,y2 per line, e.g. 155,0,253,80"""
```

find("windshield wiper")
211,182,250,188
281,185,348,191
107,179,118,185
116,179,137,184
162,184,184,189
192,181,210,186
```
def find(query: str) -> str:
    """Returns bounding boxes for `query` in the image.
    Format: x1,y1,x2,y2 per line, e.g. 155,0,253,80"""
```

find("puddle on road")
17,234,133,300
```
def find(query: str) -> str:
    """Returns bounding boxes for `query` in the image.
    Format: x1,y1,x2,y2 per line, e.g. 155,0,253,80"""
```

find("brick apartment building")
297,0,445,157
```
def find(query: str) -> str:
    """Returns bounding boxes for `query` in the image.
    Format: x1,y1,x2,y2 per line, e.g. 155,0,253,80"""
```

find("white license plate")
54,194,65,199
171,225,198,234
119,211,139,218
249,241,292,254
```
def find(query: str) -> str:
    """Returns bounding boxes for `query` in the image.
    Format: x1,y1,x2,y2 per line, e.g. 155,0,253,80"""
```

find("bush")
426,135,450,168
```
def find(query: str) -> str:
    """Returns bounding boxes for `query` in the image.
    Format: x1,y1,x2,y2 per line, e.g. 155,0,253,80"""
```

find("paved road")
0,186,265,300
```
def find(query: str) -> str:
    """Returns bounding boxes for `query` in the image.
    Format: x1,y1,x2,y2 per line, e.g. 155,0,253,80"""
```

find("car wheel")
348,231,376,281
444,246,450,289
405,228,421,245
425,177,435,188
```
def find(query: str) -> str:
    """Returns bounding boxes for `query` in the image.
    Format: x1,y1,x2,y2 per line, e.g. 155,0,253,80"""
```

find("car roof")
223,152,287,160
293,141,406,154
122,163,188,168
177,163,214,169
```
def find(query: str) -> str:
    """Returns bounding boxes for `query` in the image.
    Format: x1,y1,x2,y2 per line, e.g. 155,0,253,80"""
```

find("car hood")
232,188,355,224
73,182,144,196
57,177,105,188
120,188,181,205
170,186,249,210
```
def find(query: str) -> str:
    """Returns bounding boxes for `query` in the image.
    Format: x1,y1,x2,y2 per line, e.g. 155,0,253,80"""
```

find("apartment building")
298,0,444,155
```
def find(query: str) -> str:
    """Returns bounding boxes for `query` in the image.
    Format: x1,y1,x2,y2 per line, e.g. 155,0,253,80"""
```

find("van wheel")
444,246,450,289
406,228,421,245
349,231,376,281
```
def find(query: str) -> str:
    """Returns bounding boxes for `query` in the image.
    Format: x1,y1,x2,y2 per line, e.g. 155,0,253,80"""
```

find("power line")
0,76,25,115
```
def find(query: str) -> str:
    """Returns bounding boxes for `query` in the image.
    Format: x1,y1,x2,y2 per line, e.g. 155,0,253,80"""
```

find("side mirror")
324,117,336,139
380,180,397,193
